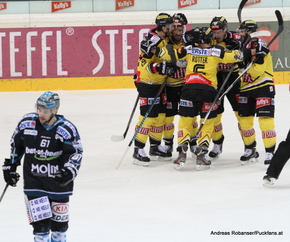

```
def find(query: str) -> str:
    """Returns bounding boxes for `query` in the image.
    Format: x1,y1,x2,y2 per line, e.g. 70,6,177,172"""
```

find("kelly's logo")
245,0,261,7
0,3,7,11
52,1,71,12
116,0,134,10
178,0,197,9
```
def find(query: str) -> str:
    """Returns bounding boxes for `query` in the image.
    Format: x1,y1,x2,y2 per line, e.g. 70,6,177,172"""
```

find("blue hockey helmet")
36,91,60,111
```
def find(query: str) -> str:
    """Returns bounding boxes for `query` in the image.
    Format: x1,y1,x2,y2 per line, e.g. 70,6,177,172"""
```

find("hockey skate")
190,145,197,159
173,146,187,170
164,144,173,157
163,137,173,157
196,146,211,171
149,145,172,161
209,143,223,159
264,152,273,165
263,175,276,186
133,147,150,167
240,148,259,165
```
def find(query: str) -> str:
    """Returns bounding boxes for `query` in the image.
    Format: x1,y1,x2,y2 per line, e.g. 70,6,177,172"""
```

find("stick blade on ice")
111,135,125,142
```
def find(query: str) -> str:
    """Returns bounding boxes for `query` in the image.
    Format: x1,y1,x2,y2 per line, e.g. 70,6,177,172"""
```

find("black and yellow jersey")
136,28,168,85
240,39,274,92
157,44,242,89
166,36,186,87
211,31,241,72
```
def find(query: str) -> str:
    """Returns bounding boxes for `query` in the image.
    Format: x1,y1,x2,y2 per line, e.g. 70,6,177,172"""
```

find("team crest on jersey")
24,129,38,136
19,121,36,130
56,126,71,140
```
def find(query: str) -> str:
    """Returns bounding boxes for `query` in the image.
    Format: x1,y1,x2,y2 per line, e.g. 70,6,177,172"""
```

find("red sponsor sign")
116,0,134,11
178,0,197,9
51,1,71,12
245,0,261,7
256,97,272,109
0,3,7,11
0,25,152,79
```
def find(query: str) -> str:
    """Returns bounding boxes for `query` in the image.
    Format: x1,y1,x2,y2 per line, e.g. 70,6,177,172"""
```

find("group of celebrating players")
132,12,282,185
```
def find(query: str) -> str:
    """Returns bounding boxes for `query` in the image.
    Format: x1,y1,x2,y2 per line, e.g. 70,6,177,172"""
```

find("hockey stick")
191,11,283,142
0,183,9,203
191,61,255,142
237,0,248,24
222,10,283,98
115,44,176,169
250,30,271,38
217,31,270,98
111,94,139,142
115,76,169,169
268,10,284,47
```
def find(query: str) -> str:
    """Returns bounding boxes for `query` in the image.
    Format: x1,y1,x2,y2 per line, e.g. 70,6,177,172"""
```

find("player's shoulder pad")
18,113,37,130
147,31,164,47
226,31,241,41
183,45,192,54
21,112,38,120
210,45,225,57
258,38,267,47
55,116,79,140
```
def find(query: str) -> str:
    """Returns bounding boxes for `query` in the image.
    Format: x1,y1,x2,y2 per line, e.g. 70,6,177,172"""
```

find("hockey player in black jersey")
263,129,290,185
2,91,83,242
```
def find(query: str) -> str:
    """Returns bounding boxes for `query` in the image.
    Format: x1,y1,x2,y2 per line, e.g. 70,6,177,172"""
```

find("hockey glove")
224,38,240,50
2,158,20,187
255,45,269,64
53,166,77,187
250,40,269,64
140,37,156,55
158,61,177,76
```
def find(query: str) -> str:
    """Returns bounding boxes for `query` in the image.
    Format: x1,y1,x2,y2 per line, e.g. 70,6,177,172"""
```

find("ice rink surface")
0,84,290,242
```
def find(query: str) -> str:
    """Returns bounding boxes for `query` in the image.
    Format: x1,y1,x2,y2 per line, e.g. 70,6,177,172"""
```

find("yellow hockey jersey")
240,39,274,92
166,37,186,87
136,28,169,85
211,31,241,73
158,45,242,89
